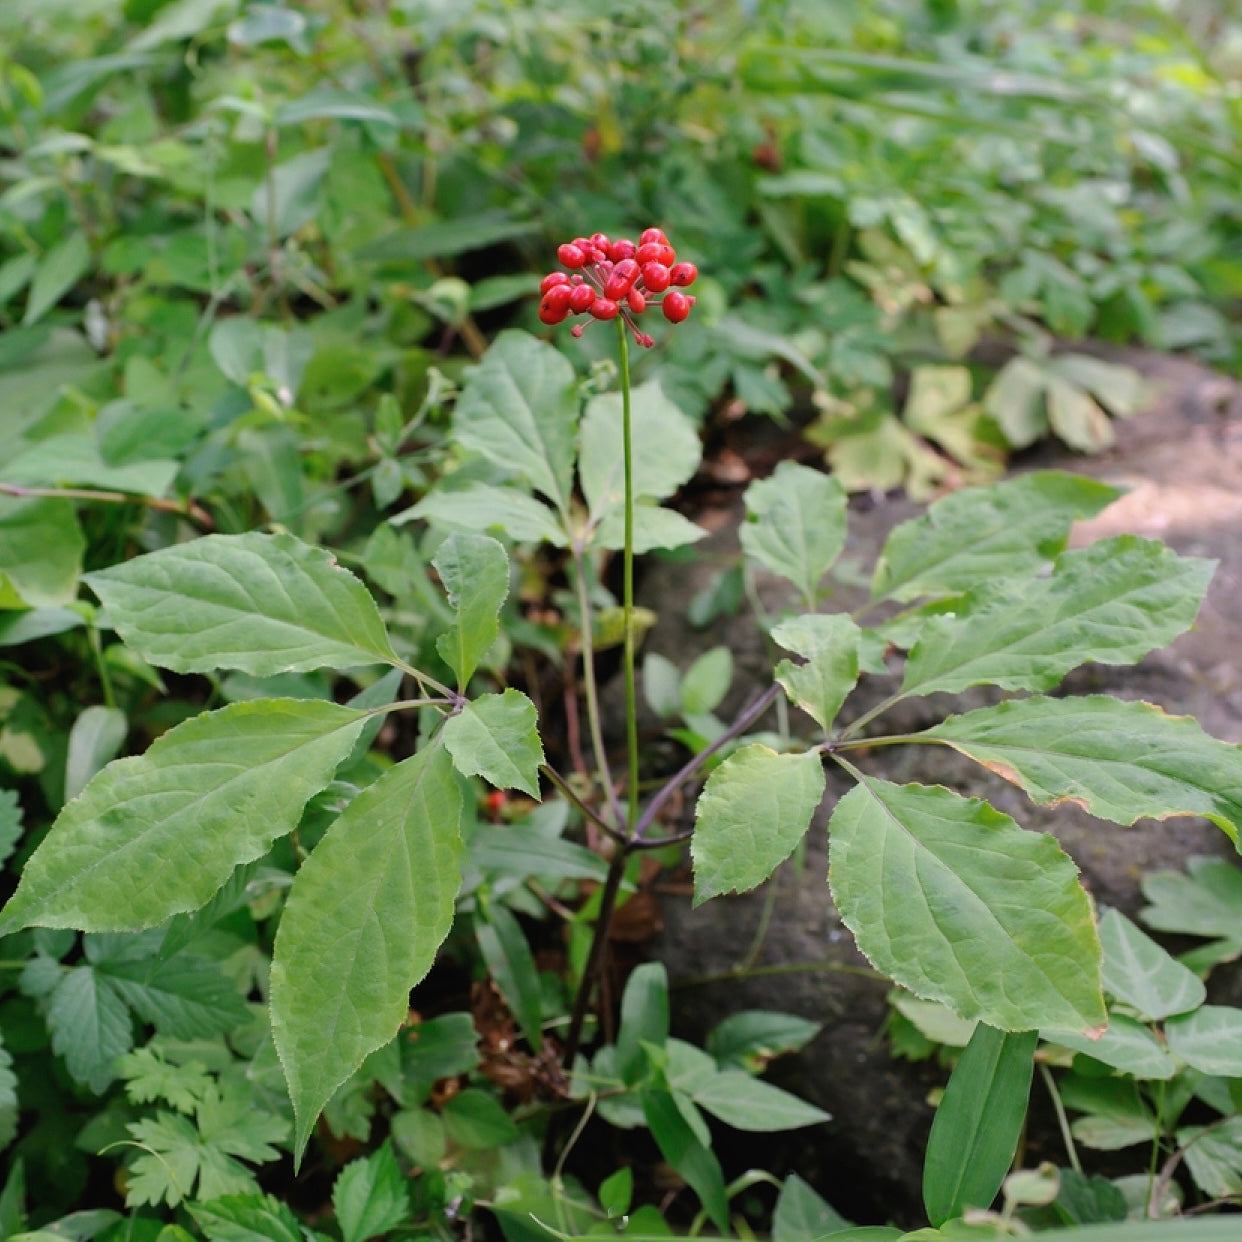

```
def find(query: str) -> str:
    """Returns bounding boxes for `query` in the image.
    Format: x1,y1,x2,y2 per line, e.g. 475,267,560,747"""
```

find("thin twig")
0,482,214,530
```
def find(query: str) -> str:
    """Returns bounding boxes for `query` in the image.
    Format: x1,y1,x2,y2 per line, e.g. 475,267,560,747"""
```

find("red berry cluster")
538,228,698,347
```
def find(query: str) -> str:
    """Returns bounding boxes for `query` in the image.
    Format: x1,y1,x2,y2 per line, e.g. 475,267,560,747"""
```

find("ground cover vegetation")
2,0,1242,1237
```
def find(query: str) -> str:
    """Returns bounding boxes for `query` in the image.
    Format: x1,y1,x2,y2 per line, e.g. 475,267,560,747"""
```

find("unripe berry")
541,271,571,294
603,258,640,301
669,261,698,287
608,238,637,262
642,261,671,292
569,284,596,313
590,298,619,320
662,290,692,323
557,243,587,269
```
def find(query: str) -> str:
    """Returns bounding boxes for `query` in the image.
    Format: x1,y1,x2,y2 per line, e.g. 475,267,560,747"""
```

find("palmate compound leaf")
0,700,369,935
85,531,398,676
901,535,1214,698
271,739,464,1161
870,470,1120,604
827,776,1105,1032
922,696,1242,845
692,746,825,906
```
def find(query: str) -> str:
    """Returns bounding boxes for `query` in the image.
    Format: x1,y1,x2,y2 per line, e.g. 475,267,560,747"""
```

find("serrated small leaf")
1177,1117,1242,1200
692,747,824,905
924,696,1242,844
46,966,132,1092
188,1193,304,1242
402,483,567,546
902,537,1213,698
828,777,1104,1031
870,471,1120,603
1097,908,1205,1020
433,532,509,688
271,741,464,1160
103,954,249,1040
692,1070,829,1131
333,1143,410,1242
772,614,861,731
86,532,397,675
579,381,702,517
740,462,847,604
451,331,578,514
442,690,544,798
0,700,367,934
923,1025,1037,1225
1165,1006,1242,1076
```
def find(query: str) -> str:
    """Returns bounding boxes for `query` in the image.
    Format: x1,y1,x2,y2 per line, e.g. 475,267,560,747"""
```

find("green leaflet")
772,613,861,731
0,700,368,934
739,461,847,605
271,740,464,1161
827,776,1104,1031
923,695,1242,843
475,900,543,1049
691,746,825,906
640,1089,729,1232
870,470,1120,603
86,531,398,676
433,532,509,689
1043,1013,1175,1080
451,330,578,515
902,536,1214,697
923,1024,1038,1225
1097,908,1205,1021
332,1143,412,1242
442,689,545,798
0,495,84,607
403,483,567,546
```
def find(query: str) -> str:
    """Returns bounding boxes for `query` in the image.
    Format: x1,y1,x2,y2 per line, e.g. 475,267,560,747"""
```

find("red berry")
557,243,587,269
538,284,574,324
603,258,640,300
590,298,619,320
627,287,646,314
569,284,596,313
540,271,570,294
608,238,637,262
590,232,611,252
640,227,666,246
669,261,698,286
636,241,676,267
642,261,671,292
662,290,692,323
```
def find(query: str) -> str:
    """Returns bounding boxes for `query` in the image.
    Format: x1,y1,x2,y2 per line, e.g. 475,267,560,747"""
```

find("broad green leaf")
188,1193,304,1242
692,1070,830,1131
3,433,178,496
46,966,131,1093
707,1011,822,1072
441,1089,519,1149
982,356,1048,448
1097,909,1205,1020
402,484,567,546
451,331,578,515
1141,857,1242,944
1177,1117,1242,1200
679,646,732,717
592,502,707,553
271,741,464,1160
442,690,544,798
475,901,543,1049
579,381,702,516
64,705,127,803
773,1172,850,1242
0,497,84,607
1046,376,1113,452
24,231,91,326
870,471,1120,603
740,462,847,604
617,962,669,1084
103,955,249,1041
0,699,367,934
923,1025,1037,1225
0,607,84,647
772,614,861,731
86,532,398,676
1165,1006,1242,1076
471,823,608,883
433,533,509,688
1042,1014,1175,1079
641,1089,729,1232
391,1108,446,1168
692,746,824,905
403,1013,479,1103
901,537,1214,698
828,777,1105,1031
599,1167,633,1219
332,1143,411,1242
923,696,1242,844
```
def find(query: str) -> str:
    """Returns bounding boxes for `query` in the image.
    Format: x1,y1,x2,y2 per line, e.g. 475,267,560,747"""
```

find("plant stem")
0,482,214,530
617,321,640,838
541,763,627,848
1038,1063,1082,1176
